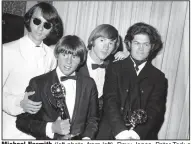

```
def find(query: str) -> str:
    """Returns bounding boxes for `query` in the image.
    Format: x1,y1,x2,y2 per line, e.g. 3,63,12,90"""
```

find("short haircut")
24,2,63,45
54,35,87,66
124,22,163,60
87,24,120,54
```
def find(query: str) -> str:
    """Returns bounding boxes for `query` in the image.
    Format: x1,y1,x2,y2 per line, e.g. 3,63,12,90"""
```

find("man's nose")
138,43,144,50
66,55,72,64
38,23,44,31
103,42,109,50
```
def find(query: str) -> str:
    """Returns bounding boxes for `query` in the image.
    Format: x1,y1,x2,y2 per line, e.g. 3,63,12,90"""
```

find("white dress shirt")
3,34,57,139
130,56,147,75
86,52,105,98
46,67,76,138
56,67,76,118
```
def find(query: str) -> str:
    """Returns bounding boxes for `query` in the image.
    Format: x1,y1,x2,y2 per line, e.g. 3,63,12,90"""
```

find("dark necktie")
91,63,107,70
135,65,139,72
130,56,146,72
60,76,77,81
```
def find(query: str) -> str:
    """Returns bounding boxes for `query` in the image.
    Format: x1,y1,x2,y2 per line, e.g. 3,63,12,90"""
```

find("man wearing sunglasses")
3,2,63,139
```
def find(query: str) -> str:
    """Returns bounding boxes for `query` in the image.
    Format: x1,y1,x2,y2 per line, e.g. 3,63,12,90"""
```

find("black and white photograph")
2,0,190,140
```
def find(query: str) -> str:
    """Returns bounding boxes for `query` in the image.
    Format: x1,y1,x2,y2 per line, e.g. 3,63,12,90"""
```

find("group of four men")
3,2,167,140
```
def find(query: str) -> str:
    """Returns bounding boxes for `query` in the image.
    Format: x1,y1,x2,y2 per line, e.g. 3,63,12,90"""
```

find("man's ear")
150,44,155,52
127,41,131,51
91,41,95,47
128,41,131,47
54,53,59,60
152,44,155,49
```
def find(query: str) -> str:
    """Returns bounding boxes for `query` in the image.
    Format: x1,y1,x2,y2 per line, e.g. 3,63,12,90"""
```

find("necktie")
135,65,139,72
130,56,146,72
60,76,77,81
91,63,107,70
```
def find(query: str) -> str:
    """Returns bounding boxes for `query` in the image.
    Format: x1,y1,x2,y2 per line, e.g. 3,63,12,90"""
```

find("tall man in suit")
77,24,120,117
3,2,63,139
16,35,99,140
97,22,167,140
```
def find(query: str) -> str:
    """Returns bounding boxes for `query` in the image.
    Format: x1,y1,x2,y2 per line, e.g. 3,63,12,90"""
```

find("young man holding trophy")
16,35,99,140
96,22,167,140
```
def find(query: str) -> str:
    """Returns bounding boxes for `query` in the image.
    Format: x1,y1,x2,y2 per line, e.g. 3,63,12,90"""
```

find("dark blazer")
77,63,90,77
96,56,167,140
77,60,110,117
16,69,99,140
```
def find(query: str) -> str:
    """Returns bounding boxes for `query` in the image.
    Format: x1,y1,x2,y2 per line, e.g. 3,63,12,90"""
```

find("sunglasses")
32,18,52,30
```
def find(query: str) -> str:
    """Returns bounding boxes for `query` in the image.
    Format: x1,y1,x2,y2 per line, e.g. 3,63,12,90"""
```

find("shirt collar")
56,67,76,83
26,34,43,47
130,56,147,72
19,35,47,60
87,51,104,65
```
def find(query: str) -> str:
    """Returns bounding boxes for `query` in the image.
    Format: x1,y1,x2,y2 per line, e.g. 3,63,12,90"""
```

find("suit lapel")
77,63,90,77
70,74,82,124
45,69,60,109
138,61,151,81
118,57,135,110
104,59,110,69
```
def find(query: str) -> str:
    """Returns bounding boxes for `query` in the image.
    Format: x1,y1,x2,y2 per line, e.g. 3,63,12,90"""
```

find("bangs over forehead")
56,36,86,57
93,25,118,41
57,45,81,56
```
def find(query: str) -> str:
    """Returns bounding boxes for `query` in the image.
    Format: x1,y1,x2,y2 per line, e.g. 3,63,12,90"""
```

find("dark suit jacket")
77,60,110,117
96,56,167,140
16,69,99,140
77,63,90,77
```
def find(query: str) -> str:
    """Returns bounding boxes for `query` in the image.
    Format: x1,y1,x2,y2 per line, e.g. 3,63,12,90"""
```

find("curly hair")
87,24,120,54
24,2,63,45
124,22,163,60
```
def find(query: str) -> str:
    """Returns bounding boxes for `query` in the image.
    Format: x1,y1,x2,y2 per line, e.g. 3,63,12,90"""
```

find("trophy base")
54,133,81,140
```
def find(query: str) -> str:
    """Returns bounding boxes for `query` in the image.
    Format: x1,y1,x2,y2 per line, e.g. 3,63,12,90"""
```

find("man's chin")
62,71,73,76
99,55,108,61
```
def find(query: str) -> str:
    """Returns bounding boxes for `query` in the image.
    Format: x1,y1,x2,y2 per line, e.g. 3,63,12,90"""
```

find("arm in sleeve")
3,91,24,116
134,74,167,139
3,45,24,115
16,78,48,138
16,112,48,138
103,63,127,137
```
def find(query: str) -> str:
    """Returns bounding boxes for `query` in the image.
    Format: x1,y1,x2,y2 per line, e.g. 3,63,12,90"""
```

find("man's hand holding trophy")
124,109,147,140
51,83,79,140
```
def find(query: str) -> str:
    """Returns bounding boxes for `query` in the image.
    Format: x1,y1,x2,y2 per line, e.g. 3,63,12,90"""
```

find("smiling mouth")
64,65,71,70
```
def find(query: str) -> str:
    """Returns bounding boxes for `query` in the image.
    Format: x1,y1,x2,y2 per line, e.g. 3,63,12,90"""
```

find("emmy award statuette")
51,83,79,140
129,109,147,130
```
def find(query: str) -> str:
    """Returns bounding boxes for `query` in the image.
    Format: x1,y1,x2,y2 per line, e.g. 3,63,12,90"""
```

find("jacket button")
126,89,128,92
121,107,124,111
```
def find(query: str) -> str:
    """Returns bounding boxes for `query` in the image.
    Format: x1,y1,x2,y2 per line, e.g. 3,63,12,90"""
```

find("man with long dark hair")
3,2,63,139
97,22,167,140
